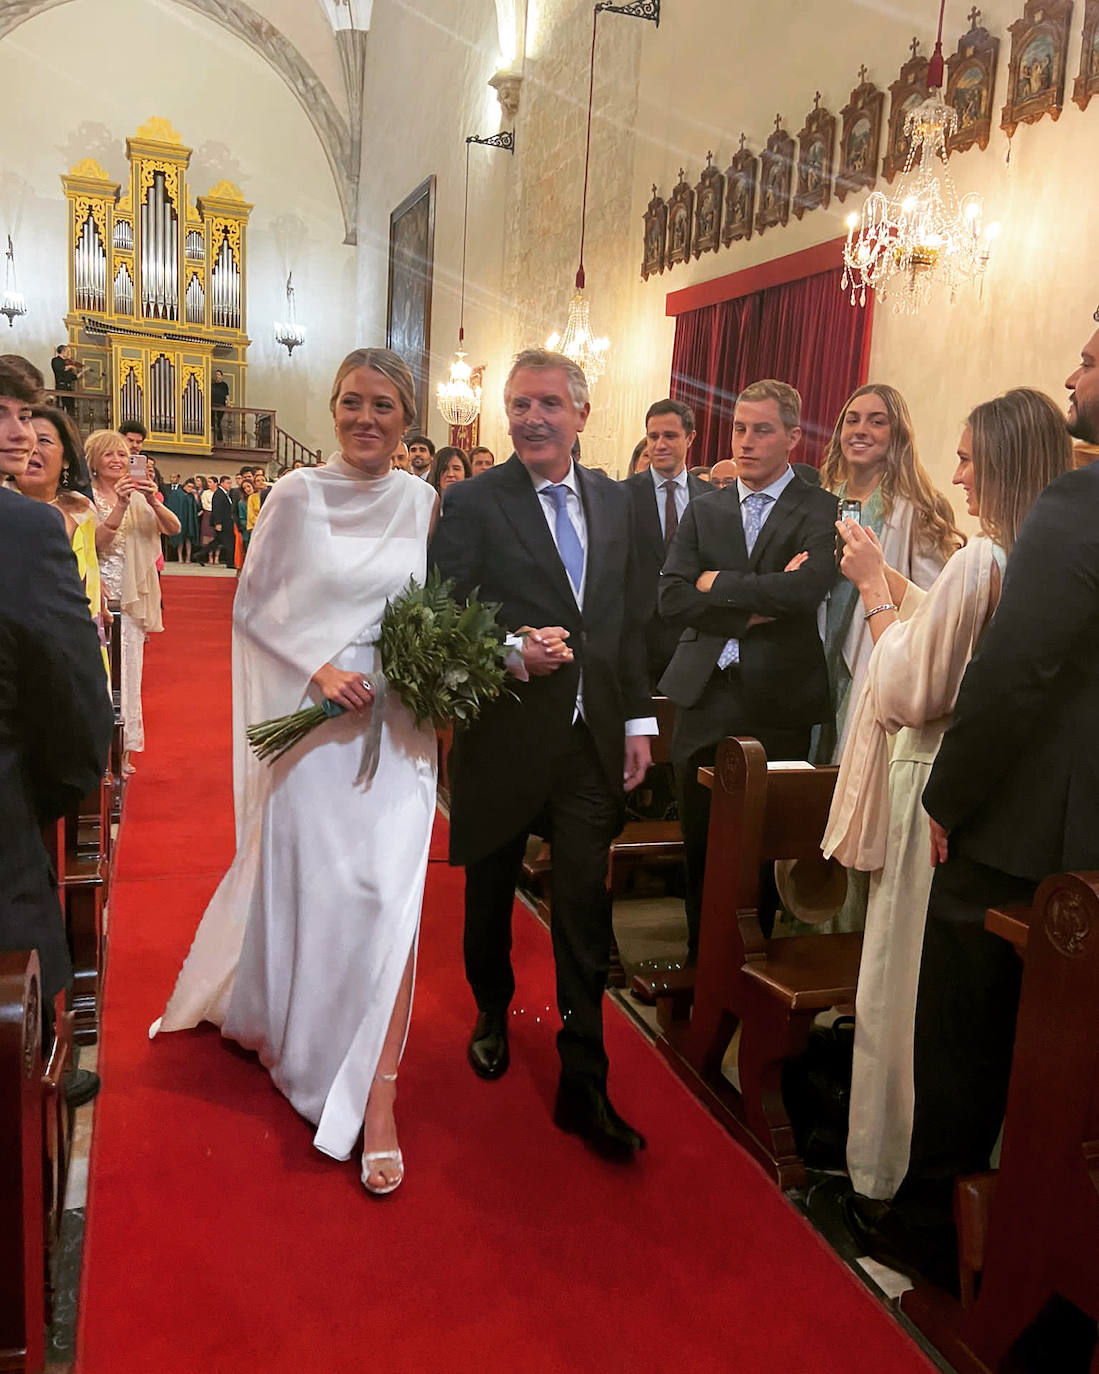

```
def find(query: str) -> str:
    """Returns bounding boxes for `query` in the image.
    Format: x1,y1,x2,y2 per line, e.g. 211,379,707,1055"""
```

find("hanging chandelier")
842,1,1000,314
437,137,489,427
274,271,305,355
546,4,659,383
1,235,27,327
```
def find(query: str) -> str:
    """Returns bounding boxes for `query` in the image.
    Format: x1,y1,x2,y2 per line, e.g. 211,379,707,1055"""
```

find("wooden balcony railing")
44,389,111,434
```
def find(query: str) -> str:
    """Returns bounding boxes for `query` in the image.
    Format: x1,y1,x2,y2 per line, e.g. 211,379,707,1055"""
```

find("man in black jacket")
623,397,710,685
846,316,1099,1278
658,380,838,965
0,360,113,1011
195,474,236,566
431,349,654,1160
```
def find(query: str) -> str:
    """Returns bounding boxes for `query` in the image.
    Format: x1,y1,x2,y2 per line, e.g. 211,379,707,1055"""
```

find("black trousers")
671,667,810,959
899,852,1033,1222
462,721,623,1089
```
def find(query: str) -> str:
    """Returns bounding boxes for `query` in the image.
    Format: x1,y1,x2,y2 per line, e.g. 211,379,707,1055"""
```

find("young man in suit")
846,313,1099,1281
623,398,710,685
431,349,655,1160
658,379,838,967
0,358,113,1054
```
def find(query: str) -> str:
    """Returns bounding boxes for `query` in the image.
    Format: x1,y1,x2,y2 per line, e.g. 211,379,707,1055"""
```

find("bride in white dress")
153,349,437,1194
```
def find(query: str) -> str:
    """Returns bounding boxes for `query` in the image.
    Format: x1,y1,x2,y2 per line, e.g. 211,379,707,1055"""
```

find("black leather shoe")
841,1191,958,1294
467,1011,509,1080
553,1080,646,1161
64,1068,101,1109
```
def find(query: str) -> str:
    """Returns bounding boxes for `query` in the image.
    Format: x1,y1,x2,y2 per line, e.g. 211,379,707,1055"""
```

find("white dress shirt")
649,464,690,541
509,462,656,736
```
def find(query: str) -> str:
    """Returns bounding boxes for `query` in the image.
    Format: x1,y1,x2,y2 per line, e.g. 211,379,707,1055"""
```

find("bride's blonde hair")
329,349,417,428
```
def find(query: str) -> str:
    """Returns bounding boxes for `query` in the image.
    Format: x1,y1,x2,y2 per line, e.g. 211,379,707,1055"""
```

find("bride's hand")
311,663,375,713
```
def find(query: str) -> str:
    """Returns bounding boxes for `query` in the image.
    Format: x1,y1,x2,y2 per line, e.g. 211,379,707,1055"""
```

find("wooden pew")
654,736,861,1189
901,871,1099,1373
0,951,73,1374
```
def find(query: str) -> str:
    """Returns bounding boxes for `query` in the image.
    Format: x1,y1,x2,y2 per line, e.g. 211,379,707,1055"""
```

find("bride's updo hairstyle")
329,348,417,429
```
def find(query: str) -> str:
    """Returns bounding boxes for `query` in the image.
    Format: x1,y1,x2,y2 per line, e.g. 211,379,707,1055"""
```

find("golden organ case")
61,118,252,452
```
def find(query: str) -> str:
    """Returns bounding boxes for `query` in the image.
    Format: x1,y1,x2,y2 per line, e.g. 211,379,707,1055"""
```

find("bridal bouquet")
247,569,513,769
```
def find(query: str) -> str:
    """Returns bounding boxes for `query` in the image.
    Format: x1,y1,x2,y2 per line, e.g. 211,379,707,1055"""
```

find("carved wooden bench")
654,736,860,1189
902,871,1099,1372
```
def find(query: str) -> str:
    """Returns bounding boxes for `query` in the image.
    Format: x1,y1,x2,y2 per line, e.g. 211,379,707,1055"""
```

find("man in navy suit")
431,349,655,1160
623,398,710,685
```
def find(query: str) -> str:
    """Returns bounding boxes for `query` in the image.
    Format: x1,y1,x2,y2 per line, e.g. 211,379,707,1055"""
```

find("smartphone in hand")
837,497,861,561
129,451,145,478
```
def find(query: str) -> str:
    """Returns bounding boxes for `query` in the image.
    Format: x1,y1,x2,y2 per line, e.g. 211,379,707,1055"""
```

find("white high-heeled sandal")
361,1071,403,1196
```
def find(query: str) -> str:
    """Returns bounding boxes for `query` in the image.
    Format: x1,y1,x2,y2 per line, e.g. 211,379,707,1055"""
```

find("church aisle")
76,577,933,1374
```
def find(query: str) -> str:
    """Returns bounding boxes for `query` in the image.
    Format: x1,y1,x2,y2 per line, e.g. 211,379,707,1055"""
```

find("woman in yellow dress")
16,405,110,678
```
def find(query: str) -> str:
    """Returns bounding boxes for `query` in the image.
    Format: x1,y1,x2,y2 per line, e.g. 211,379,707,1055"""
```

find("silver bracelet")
864,603,896,621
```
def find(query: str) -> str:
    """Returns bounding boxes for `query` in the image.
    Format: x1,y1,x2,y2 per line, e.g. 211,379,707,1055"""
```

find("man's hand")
929,817,949,866
520,626,573,677
695,570,719,592
623,735,652,791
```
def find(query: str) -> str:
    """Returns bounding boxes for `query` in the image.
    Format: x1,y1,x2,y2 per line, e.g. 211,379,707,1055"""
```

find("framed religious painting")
693,153,724,257
882,39,931,183
755,116,795,236
641,184,667,280
946,9,1000,152
722,135,758,245
1001,0,1074,137
1073,0,1099,110
666,170,694,268
386,175,436,427
793,92,836,219
835,67,884,202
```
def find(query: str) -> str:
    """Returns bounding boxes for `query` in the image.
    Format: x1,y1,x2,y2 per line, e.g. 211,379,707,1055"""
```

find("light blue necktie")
544,483,585,596
718,492,772,669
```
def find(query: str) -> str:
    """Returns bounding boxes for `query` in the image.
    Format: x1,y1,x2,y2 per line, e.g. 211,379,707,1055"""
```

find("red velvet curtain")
669,265,870,469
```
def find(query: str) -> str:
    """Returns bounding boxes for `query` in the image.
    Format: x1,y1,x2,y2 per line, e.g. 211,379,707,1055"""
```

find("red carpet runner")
76,578,932,1374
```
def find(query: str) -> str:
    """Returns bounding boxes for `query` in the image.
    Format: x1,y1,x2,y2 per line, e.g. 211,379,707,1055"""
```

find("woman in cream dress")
824,388,1074,1200
154,350,437,1196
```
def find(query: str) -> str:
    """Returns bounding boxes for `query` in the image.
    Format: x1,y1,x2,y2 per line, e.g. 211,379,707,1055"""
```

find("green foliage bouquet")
247,568,512,769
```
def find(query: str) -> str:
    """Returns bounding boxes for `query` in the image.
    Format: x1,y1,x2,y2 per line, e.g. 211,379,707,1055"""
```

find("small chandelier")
437,138,487,427
842,4,1000,314
1,236,27,327
546,287,609,385
274,271,305,355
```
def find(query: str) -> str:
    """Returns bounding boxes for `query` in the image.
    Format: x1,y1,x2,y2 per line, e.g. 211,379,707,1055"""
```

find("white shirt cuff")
625,717,658,737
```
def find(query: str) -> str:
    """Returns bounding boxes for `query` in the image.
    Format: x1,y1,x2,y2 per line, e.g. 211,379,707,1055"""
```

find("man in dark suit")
658,379,838,965
0,360,113,1012
431,348,655,1160
846,315,1099,1275
623,397,709,685
195,474,235,566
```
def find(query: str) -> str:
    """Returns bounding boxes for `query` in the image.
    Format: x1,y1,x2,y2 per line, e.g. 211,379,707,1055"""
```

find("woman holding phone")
824,387,1073,1203
89,428,179,774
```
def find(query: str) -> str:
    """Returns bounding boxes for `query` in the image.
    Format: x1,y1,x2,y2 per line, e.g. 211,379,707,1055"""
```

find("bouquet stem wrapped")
246,570,512,774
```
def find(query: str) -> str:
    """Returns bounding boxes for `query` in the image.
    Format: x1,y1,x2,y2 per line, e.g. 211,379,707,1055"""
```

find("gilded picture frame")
1073,0,1099,110
693,153,725,257
755,117,795,236
946,11,1000,153
386,175,436,428
641,184,667,281
1000,0,1074,137
722,136,758,245
835,68,883,203
882,40,931,184
666,170,694,268
793,93,836,219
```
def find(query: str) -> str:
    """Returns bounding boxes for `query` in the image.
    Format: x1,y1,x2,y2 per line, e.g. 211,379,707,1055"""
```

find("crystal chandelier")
842,2,1000,315
274,271,305,355
546,289,610,385
1,236,27,327
437,348,482,426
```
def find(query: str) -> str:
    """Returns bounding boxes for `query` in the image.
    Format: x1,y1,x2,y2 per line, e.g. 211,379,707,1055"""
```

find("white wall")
0,0,355,453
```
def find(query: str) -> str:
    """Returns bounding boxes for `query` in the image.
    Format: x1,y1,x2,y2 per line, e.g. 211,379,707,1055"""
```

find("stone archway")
0,0,360,242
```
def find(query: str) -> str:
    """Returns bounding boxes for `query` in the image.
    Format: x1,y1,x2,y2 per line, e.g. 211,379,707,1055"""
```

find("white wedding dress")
153,458,438,1160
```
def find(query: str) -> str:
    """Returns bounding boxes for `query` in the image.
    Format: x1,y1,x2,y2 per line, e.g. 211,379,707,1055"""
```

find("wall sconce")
274,271,305,355
1,236,27,327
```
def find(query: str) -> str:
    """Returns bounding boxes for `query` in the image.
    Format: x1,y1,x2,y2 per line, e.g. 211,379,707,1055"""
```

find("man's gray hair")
505,349,590,412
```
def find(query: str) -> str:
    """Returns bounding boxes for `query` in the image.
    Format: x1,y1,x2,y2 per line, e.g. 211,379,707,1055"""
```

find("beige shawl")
119,492,163,634
822,536,1000,871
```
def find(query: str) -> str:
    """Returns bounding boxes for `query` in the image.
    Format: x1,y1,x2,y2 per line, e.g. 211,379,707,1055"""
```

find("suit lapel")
747,477,808,569
576,463,611,606
633,472,664,559
495,454,580,615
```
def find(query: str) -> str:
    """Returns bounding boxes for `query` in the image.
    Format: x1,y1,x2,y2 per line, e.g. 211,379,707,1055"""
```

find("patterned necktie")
545,483,585,596
717,492,772,669
662,479,679,550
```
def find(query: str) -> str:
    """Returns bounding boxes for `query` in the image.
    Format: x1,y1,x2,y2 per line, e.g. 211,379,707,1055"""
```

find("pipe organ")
62,118,252,453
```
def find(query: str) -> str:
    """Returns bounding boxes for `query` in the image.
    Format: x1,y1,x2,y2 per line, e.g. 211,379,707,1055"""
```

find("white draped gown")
153,458,438,1161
